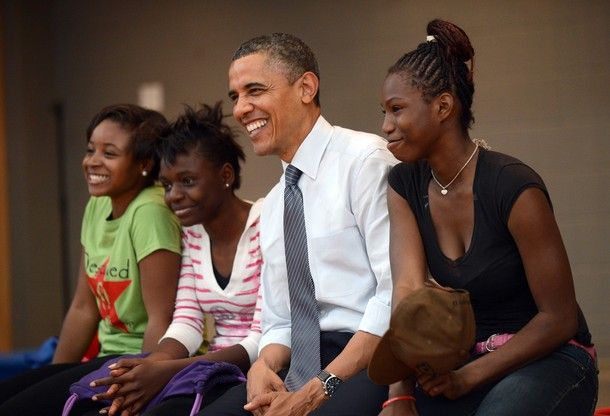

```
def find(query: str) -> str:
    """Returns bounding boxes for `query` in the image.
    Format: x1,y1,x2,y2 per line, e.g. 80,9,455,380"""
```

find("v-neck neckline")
423,148,485,265
202,201,259,293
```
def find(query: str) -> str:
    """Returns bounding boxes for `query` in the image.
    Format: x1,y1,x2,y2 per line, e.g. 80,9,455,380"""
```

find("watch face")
325,376,342,396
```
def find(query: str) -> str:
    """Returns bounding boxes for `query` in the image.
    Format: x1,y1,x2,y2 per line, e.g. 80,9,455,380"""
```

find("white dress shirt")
259,116,398,351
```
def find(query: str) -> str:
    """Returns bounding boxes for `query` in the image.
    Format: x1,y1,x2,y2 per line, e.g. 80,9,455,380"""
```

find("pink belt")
473,333,596,360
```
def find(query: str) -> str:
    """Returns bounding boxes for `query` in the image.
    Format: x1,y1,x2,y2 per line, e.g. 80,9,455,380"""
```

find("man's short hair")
232,33,321,106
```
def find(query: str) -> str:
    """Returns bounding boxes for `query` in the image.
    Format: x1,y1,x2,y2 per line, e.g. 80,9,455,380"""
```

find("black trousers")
194,332,388,416
0,355,118,415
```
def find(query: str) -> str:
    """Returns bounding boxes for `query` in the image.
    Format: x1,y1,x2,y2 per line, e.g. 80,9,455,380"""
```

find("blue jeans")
415,344,598,416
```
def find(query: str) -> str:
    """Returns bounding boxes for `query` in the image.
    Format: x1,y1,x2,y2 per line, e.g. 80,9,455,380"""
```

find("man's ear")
299,72,319,104
436,92,455,123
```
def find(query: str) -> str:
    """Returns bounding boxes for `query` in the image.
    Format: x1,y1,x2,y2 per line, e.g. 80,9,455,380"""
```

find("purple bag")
62,354,245,416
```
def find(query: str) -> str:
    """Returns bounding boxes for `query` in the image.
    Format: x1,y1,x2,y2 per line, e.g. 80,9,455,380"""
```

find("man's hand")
245,378,327,416
244,360,287,416
91,359,180,415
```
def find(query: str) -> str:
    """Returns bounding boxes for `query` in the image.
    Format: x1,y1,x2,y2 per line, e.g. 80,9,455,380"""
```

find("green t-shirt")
81,186,181,356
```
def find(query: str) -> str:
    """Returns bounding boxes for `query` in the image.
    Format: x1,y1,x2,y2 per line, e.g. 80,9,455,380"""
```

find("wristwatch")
316,369,342,398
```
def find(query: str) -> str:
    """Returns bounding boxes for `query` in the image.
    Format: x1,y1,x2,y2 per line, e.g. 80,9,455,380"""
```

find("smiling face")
82,120,145,201
228,52,311,161
381,73,441,163
159,148,227,227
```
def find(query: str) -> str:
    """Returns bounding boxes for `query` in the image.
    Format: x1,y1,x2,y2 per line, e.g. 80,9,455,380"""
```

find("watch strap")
317,369,332,382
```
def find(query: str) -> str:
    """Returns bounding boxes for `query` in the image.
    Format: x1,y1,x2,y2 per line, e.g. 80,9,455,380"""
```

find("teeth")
174,207,193,217
246,119,267,133
89,174,109,184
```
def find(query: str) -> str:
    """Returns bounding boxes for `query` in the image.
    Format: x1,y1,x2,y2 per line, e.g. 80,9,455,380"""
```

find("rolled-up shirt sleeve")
352,149,394,336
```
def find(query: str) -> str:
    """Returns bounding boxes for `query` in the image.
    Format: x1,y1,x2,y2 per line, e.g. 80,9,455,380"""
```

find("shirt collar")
281,115,332,181
245,198,263,229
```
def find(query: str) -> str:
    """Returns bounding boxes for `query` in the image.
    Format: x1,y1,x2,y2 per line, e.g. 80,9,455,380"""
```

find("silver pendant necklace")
431,144,479,195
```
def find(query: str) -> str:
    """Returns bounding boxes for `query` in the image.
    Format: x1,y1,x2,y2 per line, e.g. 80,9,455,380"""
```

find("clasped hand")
416,369,470,400
244,362,327,416
90,357,177,416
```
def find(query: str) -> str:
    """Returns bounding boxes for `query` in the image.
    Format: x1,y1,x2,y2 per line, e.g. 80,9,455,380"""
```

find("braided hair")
389,19,475,131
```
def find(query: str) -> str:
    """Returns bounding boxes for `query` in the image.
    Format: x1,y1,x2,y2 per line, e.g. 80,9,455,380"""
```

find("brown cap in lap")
368,283,475,385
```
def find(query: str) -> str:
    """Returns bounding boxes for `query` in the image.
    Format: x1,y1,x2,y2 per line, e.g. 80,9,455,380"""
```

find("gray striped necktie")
283,164,321,391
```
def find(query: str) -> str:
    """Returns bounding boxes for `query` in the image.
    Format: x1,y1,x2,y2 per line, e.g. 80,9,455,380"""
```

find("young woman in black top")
378,19,597,416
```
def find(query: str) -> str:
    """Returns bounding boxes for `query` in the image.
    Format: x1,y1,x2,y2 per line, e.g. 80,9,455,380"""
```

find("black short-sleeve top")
388,148,591,344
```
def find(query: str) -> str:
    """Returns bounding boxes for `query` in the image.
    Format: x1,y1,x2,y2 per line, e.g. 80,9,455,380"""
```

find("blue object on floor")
0,336,58,380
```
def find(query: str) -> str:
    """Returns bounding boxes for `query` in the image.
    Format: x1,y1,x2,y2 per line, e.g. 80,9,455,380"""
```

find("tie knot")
285,165,302,186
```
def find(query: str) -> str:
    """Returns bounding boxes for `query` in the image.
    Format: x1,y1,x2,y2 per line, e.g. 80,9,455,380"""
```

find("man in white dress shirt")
200,33,396,416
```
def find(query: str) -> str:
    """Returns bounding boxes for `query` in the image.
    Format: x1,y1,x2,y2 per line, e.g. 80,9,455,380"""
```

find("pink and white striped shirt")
160,199,263,363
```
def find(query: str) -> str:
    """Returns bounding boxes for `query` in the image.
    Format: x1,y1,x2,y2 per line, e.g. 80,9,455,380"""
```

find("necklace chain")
431,144,479,195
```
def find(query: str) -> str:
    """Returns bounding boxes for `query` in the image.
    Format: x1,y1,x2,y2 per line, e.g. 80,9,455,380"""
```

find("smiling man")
201,33,396,416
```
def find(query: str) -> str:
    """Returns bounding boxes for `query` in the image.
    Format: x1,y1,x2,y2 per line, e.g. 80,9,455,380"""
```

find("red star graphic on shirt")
87,257,132,333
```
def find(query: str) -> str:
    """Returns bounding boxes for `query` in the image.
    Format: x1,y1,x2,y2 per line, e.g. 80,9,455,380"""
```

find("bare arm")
380,187,429,415
326,330,379,380
451,187,578,393
148,339,252,375
53,249,100,363
387,187,428,306
202,341,251,374
139,249,181,353
255,343,291,374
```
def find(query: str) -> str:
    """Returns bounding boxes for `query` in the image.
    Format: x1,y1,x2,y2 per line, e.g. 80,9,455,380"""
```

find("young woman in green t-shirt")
0,104,182,414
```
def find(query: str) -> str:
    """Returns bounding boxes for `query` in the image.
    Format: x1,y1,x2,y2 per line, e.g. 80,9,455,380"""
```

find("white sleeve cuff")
159,322,203,356
239,332,262,364
259,328,291,353
358,296,391,337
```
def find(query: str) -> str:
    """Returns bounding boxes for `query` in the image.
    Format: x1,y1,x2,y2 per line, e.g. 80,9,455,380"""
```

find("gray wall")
3,0,64,345
3,0,609,355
